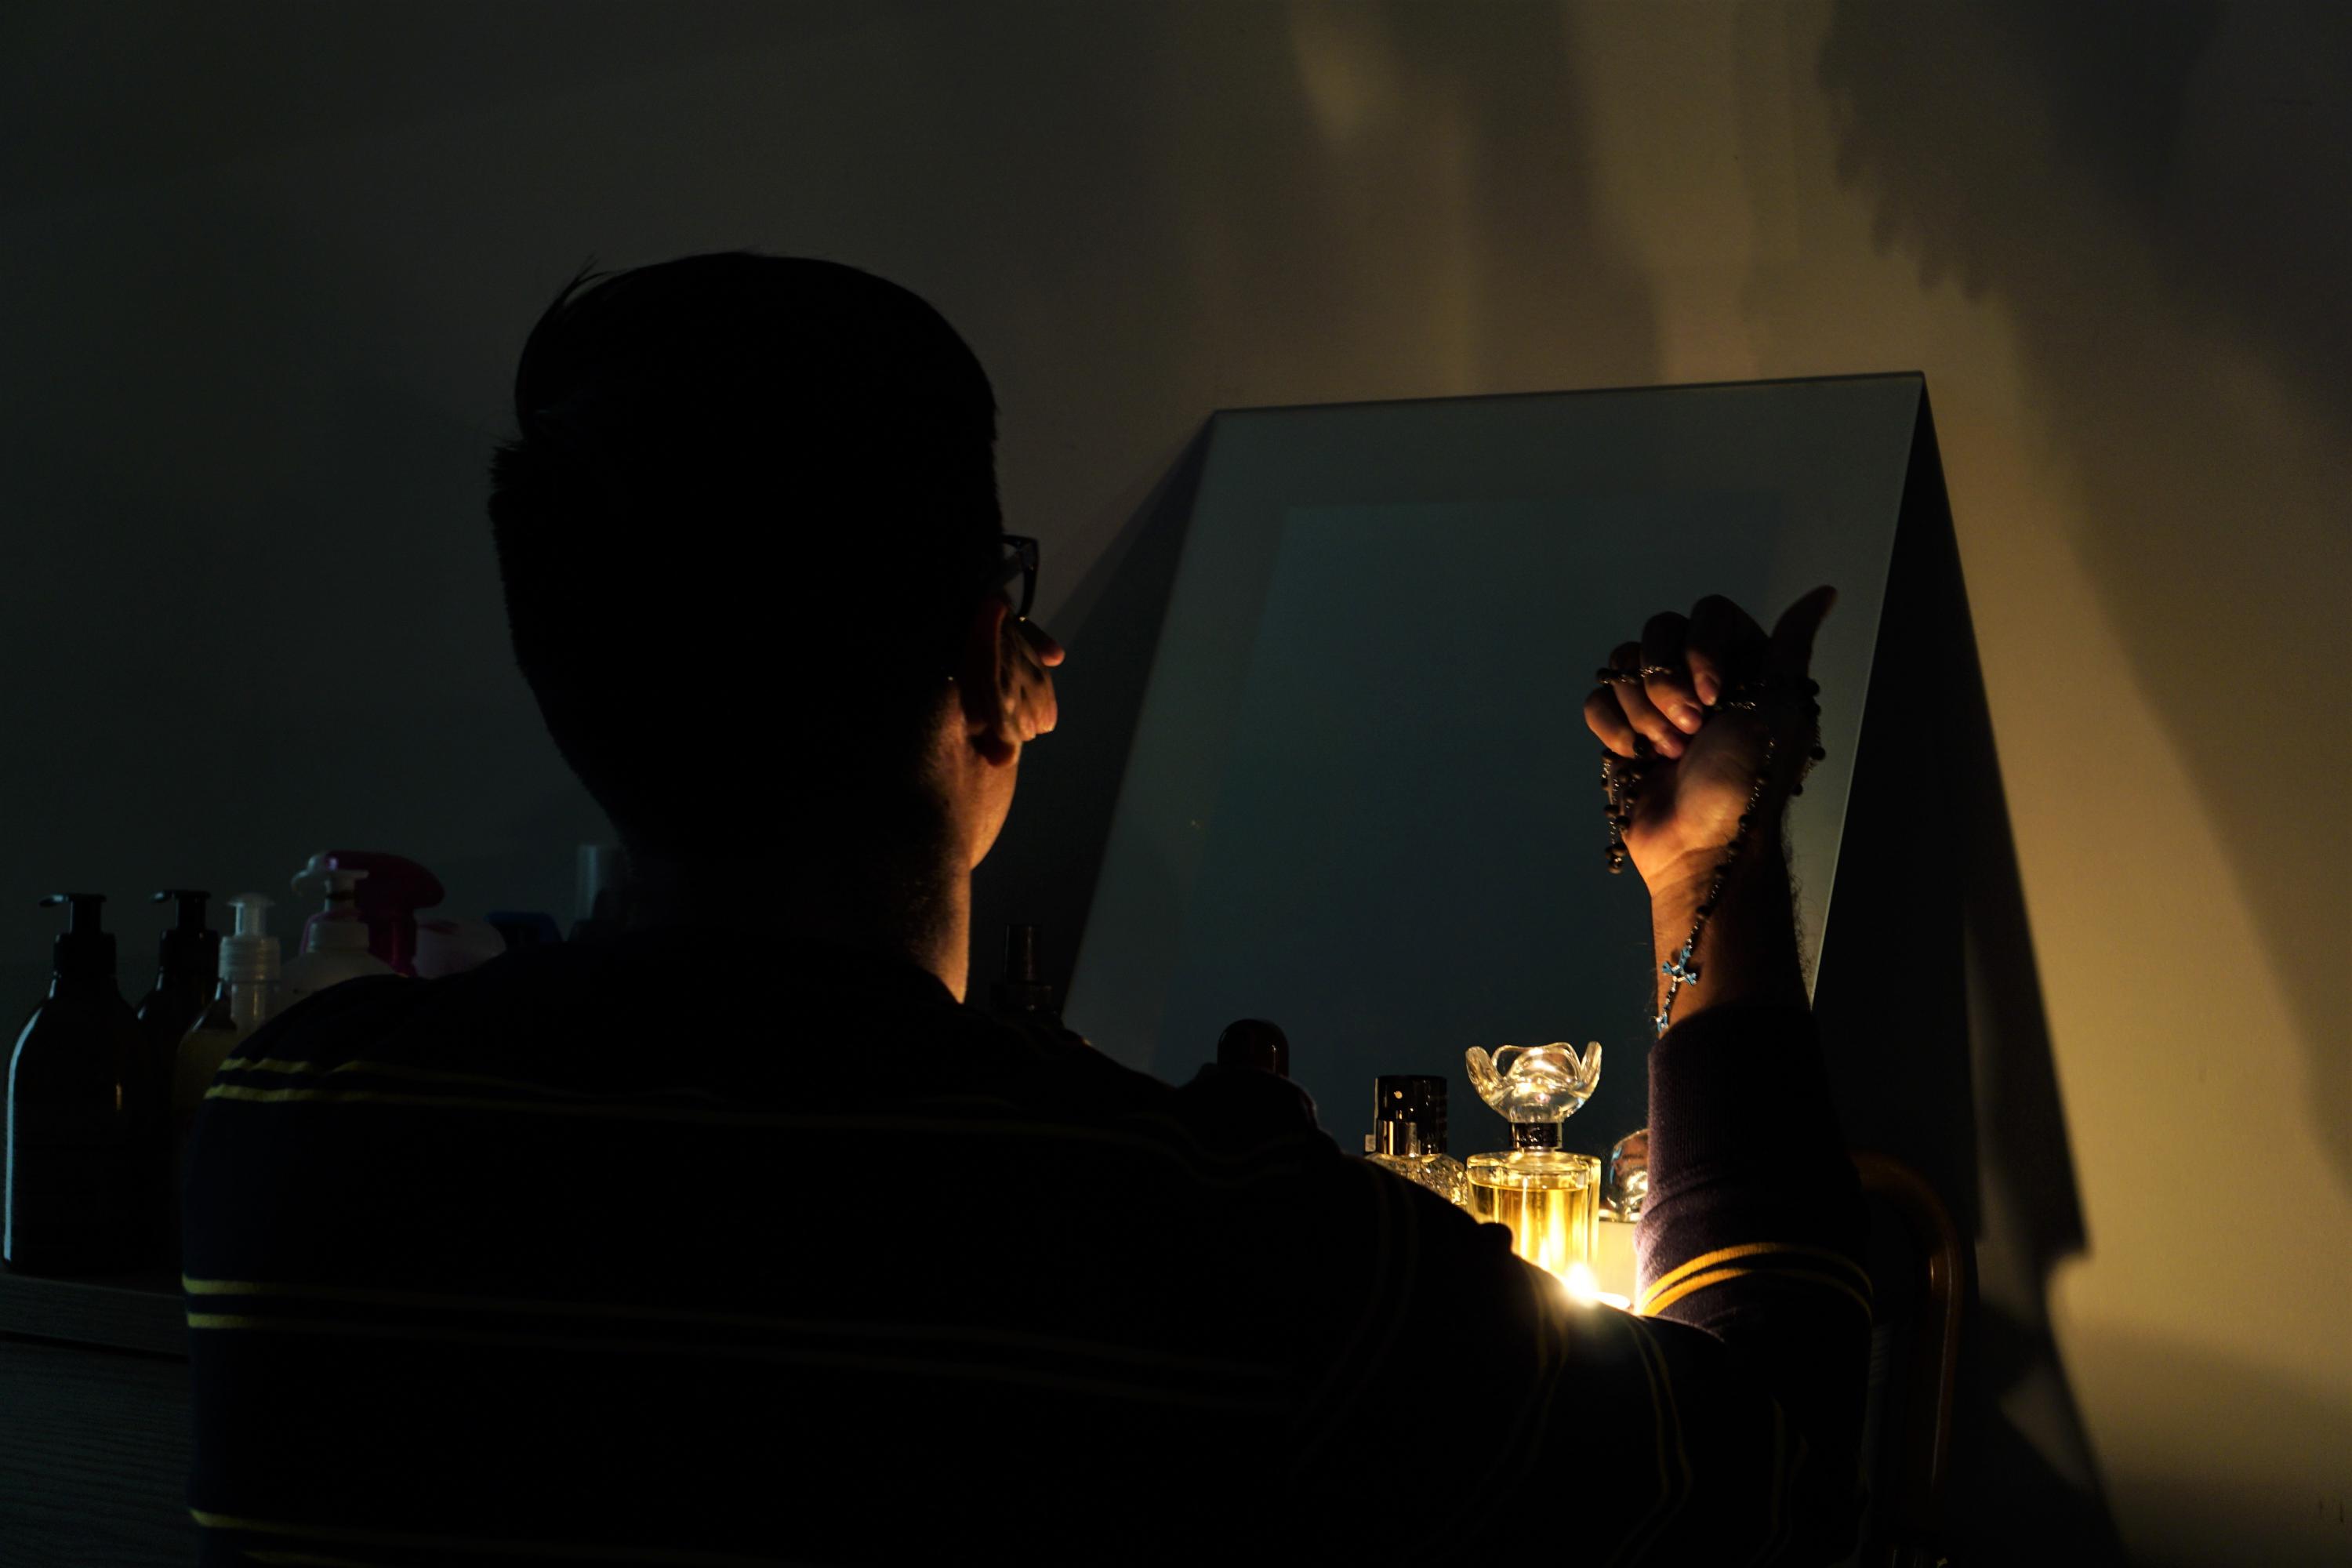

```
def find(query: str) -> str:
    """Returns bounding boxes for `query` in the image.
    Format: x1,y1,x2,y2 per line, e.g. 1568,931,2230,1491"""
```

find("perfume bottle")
1214,1018,1289,1077
990,924,1063,1030
1363,1075,1470,1208
1464,1041,1604,1288
1605,1127,1650,1221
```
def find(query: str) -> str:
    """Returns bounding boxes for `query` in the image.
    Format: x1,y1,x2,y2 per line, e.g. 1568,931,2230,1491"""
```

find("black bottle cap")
152,889,220,975
154,888,212,932
40,892,115,980
1216,1018,1289,1077
1372,1074,1448,1154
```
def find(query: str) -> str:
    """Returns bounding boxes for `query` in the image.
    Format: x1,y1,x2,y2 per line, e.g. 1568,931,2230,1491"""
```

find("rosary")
1595,666,1824,1036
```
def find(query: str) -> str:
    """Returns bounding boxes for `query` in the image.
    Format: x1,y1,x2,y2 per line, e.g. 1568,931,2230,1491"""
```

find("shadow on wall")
970,431,1210,1008
1817,0,2352,1198
976,0,1668,1007
1816,401,2128,1563
1155,0,1664,404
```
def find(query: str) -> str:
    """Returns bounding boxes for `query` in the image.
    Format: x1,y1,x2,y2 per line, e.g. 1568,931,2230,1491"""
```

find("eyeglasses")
985,533,1040,622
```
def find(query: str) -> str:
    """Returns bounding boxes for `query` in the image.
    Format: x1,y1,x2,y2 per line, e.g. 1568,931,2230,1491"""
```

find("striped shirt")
184,927,1867,1565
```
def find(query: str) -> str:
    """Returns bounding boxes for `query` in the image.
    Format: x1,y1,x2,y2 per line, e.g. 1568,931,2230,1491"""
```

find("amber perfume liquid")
1467,1149,1600,1283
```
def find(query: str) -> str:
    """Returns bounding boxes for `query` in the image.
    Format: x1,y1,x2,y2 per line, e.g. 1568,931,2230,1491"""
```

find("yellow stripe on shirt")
1636,1240,1871,1315
1640,1262,1873,1321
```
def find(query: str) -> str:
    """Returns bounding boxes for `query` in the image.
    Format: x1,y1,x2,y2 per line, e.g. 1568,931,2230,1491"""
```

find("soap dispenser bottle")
137,890,221,1063
1363,1075,1471,1208
1463,1042,1605,1290
171,895,281,1227
5,895,147,1274
132,890,219,1262
283,856,397,1006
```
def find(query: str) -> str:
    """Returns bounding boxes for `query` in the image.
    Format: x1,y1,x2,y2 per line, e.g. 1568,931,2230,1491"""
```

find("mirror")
1068,374,1921,1156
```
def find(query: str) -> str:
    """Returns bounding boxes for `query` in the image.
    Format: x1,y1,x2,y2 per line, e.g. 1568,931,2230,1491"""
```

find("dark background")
2,5,2343,1562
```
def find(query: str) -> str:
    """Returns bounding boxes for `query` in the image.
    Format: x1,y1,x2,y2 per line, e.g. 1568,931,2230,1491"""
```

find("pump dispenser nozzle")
320,851,442,975
39,892,116,982
154,889,212,933
150,890,220,985
216,894,281,985
294,855,374,953
43,893,103,928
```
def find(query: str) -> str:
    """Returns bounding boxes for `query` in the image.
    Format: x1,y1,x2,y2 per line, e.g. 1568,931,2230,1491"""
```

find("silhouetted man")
185,252,1867,1564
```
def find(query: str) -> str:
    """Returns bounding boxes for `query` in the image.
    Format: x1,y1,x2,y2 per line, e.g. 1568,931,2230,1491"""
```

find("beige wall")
3,2,2343,1560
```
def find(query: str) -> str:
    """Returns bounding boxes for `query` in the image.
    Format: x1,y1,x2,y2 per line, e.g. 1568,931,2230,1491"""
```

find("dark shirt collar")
604,922,960,1013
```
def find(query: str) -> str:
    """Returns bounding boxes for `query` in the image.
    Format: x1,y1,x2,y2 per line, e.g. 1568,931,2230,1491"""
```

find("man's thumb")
1770,585,1838,677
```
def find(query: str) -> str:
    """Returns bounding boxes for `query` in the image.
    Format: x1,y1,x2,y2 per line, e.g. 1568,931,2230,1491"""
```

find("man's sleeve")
1639,1003,1871,1498
1279,1003,1868,1564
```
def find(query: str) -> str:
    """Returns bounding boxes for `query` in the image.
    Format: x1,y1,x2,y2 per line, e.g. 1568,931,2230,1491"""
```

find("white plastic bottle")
283,855,397,1006
171,894,284,1236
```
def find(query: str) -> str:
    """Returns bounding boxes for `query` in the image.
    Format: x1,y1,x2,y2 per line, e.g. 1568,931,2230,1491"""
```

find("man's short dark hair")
488,253,1004,855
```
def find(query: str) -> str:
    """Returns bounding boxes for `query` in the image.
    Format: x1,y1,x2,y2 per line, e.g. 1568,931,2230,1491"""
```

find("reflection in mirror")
1069,376,1920,1158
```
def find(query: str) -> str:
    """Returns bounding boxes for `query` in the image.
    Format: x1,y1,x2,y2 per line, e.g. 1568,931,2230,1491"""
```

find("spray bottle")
5,895,147,1274
171,895,281,1249
283,856,397,1006
319,851,443,976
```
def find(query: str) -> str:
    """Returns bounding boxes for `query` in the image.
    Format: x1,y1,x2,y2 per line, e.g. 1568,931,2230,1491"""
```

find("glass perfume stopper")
1463,1041,1602,1126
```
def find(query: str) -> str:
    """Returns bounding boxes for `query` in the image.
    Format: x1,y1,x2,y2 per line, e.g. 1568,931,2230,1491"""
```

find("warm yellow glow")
1551,1260,1632,1312
1469,1153,1602,1287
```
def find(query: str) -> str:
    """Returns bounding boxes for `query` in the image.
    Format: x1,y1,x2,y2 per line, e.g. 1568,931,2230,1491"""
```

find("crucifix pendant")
1660,941,1700,988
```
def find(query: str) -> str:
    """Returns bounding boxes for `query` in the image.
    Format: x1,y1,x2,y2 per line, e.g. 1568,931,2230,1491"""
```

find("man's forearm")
1648,833,1806,1025
1636,829,1869,1554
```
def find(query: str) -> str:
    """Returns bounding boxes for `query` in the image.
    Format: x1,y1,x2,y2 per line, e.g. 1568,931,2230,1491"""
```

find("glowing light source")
1557,1260,1632,1312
